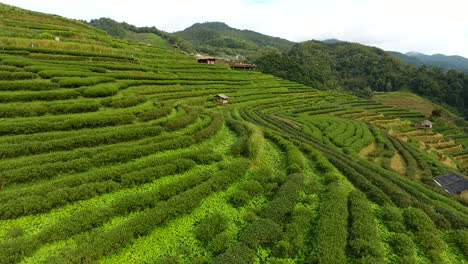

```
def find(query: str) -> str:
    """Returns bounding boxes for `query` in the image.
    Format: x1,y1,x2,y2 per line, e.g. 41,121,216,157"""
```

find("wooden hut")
414,120,433,128
197,56,217,64
213,94,229,104
433,173,468,195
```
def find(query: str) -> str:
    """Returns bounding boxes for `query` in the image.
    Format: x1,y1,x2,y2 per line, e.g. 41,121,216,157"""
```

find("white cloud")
2,0,467,57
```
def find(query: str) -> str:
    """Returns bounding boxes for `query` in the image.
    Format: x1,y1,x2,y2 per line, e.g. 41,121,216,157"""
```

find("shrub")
434,205,468,229
309,182,348,264
0,238,41,264
246,123,264,159
228,190,252,207
230,135,249,156
0,113,135,135
164,109,199,130
55,76,115,88
193,111,224,142
417,231,445,255
275,207,314,258
193,213,229,244
48,102,101,114
37,70,99,79
0,71,37,80
389,233,416,258
77,82,127,98
381,204,404,223
107,96,147,108
403,207,436,232
138,104,173,121
0,80,59,91
214,244,255,264
261,173,304,223
453,229,468,257
347,191,384,262
239,218,282,248
386,221,406,233
24,66,93,74
208,232,231,254
0,104,47,118
0,89,80,103
0,65,23,72
0,58,34,67
403,207,445,262
0,101,101,117
0,126,162,158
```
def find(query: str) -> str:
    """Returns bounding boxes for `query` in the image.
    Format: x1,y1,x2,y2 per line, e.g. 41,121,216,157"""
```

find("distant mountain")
174,22,295,60
321,39,346,44
389,51,468,73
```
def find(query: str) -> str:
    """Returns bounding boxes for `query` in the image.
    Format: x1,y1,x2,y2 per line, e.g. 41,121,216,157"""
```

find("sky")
2,0,468,57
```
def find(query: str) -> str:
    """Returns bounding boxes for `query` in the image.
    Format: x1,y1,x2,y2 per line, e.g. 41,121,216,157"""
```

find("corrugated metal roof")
422,120,433,125
215,94,229,99
433,173,468,194
197,56,217,60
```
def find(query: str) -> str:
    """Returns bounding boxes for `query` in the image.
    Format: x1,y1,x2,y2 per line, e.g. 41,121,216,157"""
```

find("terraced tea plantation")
0,4,467,264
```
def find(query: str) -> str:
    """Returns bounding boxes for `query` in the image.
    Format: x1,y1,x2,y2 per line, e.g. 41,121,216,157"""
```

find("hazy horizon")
1,0,467,57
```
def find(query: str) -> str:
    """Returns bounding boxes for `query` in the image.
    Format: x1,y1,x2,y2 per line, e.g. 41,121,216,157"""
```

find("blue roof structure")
433,173,468,194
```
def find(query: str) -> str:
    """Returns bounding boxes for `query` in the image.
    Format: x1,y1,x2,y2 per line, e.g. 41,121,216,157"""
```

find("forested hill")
174,22,294,59
86,18,197,52
389,51,468,73
255,41,468,118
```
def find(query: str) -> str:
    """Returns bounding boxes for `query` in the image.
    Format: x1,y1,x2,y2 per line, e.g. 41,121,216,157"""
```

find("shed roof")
422,120,433,125
214,94,229,99
433,173,468,194
197,56,217,60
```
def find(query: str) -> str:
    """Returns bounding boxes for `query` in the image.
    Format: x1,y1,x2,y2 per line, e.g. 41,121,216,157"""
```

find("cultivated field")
0,4,467,264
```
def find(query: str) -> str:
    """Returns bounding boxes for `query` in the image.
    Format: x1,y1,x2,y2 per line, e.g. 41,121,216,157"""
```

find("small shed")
197,56,217,64
414,120,433,128
214,94,229,105
433,173,468,194
172,44,180,49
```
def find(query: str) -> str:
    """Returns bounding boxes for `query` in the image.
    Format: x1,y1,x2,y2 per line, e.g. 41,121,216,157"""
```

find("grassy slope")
373,91,458,119
0,3,466,264
122,30,172,48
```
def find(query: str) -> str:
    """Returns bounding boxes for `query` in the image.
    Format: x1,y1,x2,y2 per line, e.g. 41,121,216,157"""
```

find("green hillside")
255,40,468,118
389,51,468,73
87,17,196,52
0,3,467,264
174,22,294,60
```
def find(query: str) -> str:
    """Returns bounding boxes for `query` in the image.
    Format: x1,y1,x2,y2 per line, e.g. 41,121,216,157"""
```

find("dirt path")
390,153,406,175
359,142,375,158
440,156,457,169
271,115,301,129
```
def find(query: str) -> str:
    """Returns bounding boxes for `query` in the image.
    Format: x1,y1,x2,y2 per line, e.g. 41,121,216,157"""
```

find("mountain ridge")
390,51,468,73
174,21,294,59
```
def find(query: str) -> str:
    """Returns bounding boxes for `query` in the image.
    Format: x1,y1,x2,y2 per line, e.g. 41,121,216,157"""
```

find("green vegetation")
255,41,468,118
389,51,468,73
174,22,294,59
0,3,466,264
